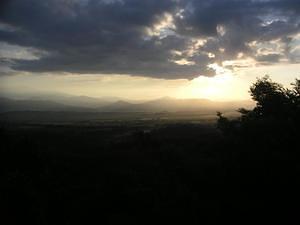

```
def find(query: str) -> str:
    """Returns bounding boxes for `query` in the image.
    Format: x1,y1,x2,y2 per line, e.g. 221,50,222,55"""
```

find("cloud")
0,0,299,79
256,53,282,63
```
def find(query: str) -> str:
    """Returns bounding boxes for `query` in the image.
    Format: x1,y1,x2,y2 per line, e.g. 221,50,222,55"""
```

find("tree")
217,76,300,146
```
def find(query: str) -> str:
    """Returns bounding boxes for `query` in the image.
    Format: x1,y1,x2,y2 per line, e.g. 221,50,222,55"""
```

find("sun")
175,68,250,101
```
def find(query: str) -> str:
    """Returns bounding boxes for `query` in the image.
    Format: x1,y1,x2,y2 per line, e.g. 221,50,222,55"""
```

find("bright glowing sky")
1,63,299,101
0,0,299,101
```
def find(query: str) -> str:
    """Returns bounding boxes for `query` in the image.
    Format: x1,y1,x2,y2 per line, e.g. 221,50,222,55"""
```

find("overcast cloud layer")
0,0,299,79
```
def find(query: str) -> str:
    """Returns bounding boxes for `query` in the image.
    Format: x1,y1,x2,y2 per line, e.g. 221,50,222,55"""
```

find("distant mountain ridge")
0,95,255,113
0,97,91,112
97,97,254,112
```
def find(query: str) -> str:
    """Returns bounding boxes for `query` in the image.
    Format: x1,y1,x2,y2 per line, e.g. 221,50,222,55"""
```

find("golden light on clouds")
175,73,250,101
175,63,300,101
0,64,299,101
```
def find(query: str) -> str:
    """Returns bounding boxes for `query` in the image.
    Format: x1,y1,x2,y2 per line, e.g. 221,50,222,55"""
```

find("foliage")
217,75,300,146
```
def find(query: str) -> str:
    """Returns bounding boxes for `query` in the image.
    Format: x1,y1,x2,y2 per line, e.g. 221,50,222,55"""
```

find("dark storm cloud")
177,0,300,36
176,0,300,61
0,0,299,79
256,53,282,63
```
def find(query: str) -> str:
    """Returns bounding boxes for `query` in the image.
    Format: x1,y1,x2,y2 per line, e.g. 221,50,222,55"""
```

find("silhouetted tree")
217,76,300,147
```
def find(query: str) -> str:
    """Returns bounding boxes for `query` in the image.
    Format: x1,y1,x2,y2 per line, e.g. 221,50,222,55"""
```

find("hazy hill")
0,91,116,108
98,97,254,112
0,97,91,112
28,94,113,108
0,96,255,113
99,100,135,112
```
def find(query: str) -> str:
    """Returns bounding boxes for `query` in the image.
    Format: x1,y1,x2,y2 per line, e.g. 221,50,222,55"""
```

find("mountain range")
0,94,255,113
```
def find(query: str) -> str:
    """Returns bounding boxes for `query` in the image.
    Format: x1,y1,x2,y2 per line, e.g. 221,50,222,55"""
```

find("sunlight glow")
175,66,251,101
1,64,298,102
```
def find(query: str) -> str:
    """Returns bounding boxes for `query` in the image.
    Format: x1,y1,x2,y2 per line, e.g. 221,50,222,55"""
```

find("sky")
0,0,299,101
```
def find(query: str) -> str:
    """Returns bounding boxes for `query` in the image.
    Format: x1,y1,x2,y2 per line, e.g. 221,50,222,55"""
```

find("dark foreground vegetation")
1,76,300,225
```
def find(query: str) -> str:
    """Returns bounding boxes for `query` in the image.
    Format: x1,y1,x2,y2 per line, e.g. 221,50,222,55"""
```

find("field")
1,111,298,225
0,110,240,125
